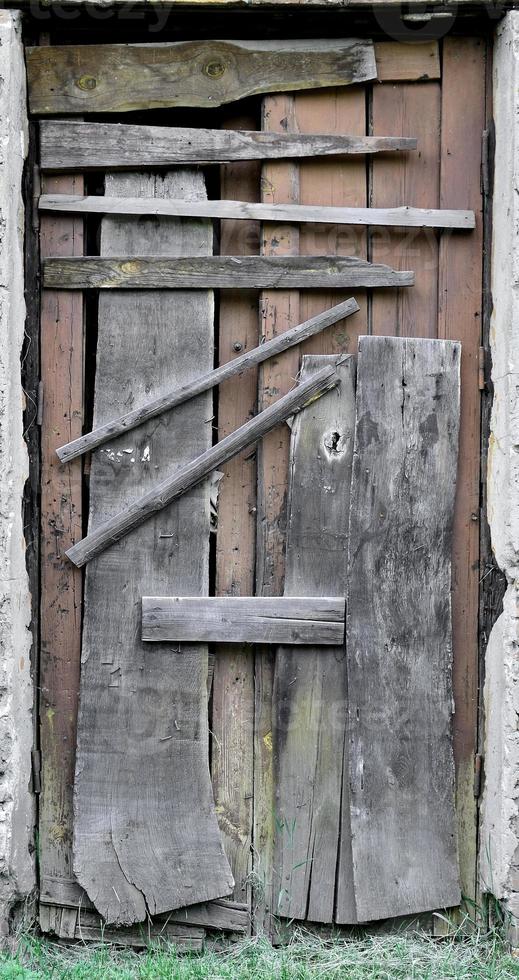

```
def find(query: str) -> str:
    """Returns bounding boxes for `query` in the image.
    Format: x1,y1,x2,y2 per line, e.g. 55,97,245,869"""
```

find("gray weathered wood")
273,355,356,924
74,910,205,949
40,121,417,171
142,596,345,645
40,195,475,230
336,335,462,924
67,361,343,569
57,298,359,463
44,256,413,290
27,39,377,115
72,170,234,927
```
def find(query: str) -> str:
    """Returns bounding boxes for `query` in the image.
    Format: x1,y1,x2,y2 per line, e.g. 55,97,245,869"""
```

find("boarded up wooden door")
34,31,490,942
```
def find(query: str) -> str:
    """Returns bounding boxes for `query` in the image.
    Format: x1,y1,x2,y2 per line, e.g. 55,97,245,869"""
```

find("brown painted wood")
39,173,84,919
39,121,417,172
72,170,233,926
274,355,355,924
67,362,343,569
40,196,474,229
43,255,413,291
343,335,461,923
375,42,440,82
27,39,376,114
57,299,359,463
438,36,486,908
142,596,345,644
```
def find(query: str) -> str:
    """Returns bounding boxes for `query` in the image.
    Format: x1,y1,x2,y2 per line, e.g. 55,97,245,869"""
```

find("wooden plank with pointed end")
72,170,233,926
273,355,355,924
142,596,345,645
339,335,461,923
39,121,417,171
57,298,359,463
43,256,413,290
67,362,343,569
27,39,376,115
39,196,475,230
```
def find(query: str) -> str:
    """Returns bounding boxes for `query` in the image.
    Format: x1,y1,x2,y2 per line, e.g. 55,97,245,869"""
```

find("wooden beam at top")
39,121,416,171
40,195,475,230
27,39,376,115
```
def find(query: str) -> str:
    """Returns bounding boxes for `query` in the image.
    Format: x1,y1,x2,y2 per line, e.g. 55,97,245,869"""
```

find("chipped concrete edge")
480,9,519,944
0,9,36,932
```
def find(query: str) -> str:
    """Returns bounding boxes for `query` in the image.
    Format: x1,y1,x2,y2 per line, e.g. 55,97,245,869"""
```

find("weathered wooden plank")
74,910,205,949
340,335,461,923
273,355,355,924
40,121,417,171
67,362,343,569
44,256,413,290
72,170,233,926
375,42,440,82
40,196,474,230
57,299,359,463
142,596,345,645
27,39,376,115
39,173,84,919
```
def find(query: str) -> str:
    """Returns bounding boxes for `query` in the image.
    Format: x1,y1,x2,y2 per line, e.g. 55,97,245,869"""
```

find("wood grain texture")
438,37,486,908
39,173,84,918
22,0,510,7
39,121,417,171
273,355,355,924
375,42,440,82
43,256,413,290
39,196,473,229
142,596,345,644
72,170,233,926
57,299,359,463
67,362,343,569
27,39,376,114
342,335,461,923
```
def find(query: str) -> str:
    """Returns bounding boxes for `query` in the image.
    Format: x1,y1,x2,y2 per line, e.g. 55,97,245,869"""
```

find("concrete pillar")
0,9,35,933
480,9,519,944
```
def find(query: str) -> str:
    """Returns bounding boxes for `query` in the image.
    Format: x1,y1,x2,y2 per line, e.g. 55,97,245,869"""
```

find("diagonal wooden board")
273,355,356,923
73,169,233,926
336,335,461,923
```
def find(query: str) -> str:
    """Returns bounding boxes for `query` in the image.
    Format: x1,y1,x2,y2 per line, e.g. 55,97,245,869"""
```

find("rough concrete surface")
0,9,35,932
480,10,519,942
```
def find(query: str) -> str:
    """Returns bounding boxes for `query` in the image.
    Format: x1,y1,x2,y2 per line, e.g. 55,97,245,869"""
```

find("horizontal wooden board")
44,256,414,290
375,42,440,82
27,39,376,114
21,0,498,8
40,196,474,229
39,121,417,171
73,910,205,949
142,596,345,645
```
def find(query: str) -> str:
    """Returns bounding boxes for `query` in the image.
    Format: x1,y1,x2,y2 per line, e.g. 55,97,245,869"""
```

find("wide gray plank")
337,335,461,924
73,170,233,926
274,355,356,924
39,196,474,230
43,255,413,290
142,597,345,645
27,39,376,114
40,121,417,171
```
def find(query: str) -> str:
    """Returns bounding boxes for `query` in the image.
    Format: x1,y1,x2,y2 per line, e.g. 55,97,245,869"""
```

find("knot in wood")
76,75,97,92
203,60,226,79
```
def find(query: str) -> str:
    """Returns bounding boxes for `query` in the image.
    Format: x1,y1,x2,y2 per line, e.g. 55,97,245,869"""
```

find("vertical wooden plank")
212,111,259,908
73,170,233,926
371,82,441,339
274,355,355,924
39,172,84,911
344,335,461,923
438,37,486,906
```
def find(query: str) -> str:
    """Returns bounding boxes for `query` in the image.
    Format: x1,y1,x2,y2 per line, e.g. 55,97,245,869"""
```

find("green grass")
1,929,519,980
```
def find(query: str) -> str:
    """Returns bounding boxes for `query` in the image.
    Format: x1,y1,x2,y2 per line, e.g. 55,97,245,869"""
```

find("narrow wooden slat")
74,910,205,949
142,596,345,645
341,335,461,923
39,196,474,229
57,299,358,463
43,256,413,290
374,41,440,82
67,362,343,569
273,355,355,924
27,39,376,115
40,121,417,171
72,171,233,926
39,174,84,918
